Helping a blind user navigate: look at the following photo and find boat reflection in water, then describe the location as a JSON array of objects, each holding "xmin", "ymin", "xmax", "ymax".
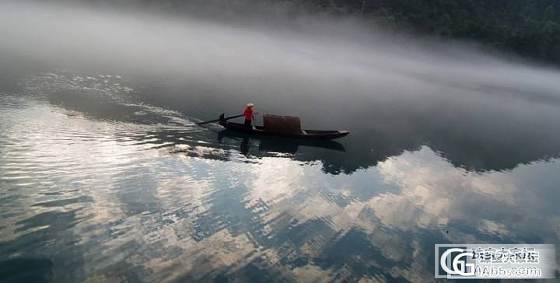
[
  {"xmin": 219, "ymin": 130, "xmax": 345, "ymax": 155},
  {"xmin": 119, "ymin": 125, "xmax": 348, "ymax": 175}
]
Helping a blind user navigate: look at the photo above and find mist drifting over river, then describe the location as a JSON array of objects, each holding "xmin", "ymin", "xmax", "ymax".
[
  {"xmin": 3, "ymin": 0, "xmax": 560, "ymax": 107},
  {"xmin": 3, "ymin": 0, "xmax": 560, "ymax": 172}
]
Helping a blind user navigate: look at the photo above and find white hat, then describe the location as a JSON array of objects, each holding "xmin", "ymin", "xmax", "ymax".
[{"xmin": 246, "ymin": 103, "xmax": 254, "ymax": 107}]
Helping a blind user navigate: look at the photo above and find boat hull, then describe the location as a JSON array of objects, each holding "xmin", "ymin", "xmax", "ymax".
[{"xmin": 219, "ymin": 120, "xmax": 349, "ymax": 140}]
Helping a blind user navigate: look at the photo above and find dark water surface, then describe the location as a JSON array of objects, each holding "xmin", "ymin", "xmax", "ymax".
[
  {"xmin": 1, "ymin": 70, "xmax": 560, "ymax": 282},
  {"xmin": 2, "ymin": 2, "xmax": 560, "ymax": 282}
]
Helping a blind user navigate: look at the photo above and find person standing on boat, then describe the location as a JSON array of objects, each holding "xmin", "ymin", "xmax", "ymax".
[{"xmin": 243, "ymin": 103, "xmax": 255, "ymax": 128}]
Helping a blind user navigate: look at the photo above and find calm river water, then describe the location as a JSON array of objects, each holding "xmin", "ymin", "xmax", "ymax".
[
  {"xmin": 2, "ymin": 2, "xmax": 560, "ymax": 282},
  {"xmin": 1, "ymin": 69, "xmax": 560, "ymax": 282}
]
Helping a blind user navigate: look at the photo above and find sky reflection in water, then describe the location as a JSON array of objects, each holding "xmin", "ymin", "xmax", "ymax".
[{"xmin": 0, "ymin": 72, "xmax": 559, "ymax": 282}]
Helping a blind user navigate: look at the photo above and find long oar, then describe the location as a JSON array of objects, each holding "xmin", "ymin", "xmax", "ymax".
[{"xmin": 197, "ymin": 114, "xmax": 244, "ymax": 125}]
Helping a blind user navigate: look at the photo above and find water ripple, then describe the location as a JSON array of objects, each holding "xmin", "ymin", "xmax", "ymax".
[{"xmin": 3, "ymin": 70, "xmax": 560, "ymax": 282}]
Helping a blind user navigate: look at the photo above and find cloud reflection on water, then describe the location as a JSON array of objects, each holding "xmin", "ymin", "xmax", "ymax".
[
  {"xmin": 2, "ymin": 0, "xmax": 560, "ymax": 277},
  {"xmin": 1, "ymin": 94, "xmax": 560, "ymax": 281}
]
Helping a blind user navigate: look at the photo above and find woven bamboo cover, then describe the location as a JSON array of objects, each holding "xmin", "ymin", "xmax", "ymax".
[{"xmin": 263, "ymin": 114, "xmax": 302, "ymax": 134}]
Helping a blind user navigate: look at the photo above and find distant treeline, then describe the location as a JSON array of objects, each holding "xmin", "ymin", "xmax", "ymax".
[
  {"xmin": 298, "ymin": 0, "xmax": 560, "ymax": 64},
  {"xmin": 86, "ymin": 0, "xmax": 560, "ymax": 64}
]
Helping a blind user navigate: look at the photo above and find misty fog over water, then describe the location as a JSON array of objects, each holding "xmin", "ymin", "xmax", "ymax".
[{"xmin": 1, "ymin": 1, "xmax": 560, "ymax": 282}]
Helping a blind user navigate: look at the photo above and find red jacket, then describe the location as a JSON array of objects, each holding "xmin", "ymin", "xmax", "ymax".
[{"xmin": 243, "ymin": 107, "xmax": 254, "ymax": 121}]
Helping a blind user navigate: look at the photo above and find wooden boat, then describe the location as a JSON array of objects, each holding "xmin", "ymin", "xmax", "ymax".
[{"xmin": 218, "ymin": 113, "xmax": 349, "ymax": 140}]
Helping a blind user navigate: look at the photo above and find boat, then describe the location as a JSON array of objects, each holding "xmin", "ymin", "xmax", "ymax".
[
  {"xmin": 218, "ymin": 113, "xmax": 349, "ymax": 140},
  {"xmin": 217, "ymin": 128, "xmax": 346, "ymax": 152}
]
